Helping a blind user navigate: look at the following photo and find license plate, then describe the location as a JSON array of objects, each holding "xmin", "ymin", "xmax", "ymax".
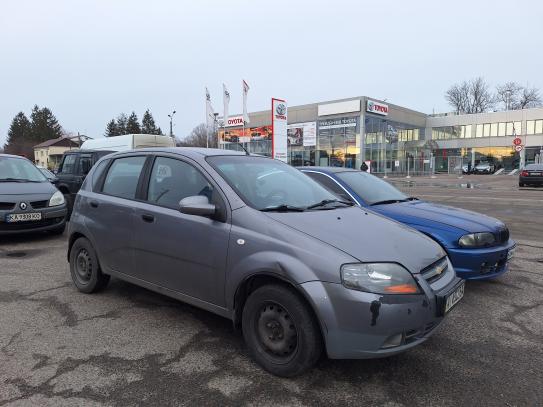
[
  {"xmin": 530, "ymin": 172, "xmax": 541, "ymax": 176},
  {"xmin": 6, "ymin": 212, "xmax": 42, "ymax": 222},
  {"xmin": 444, "ymin": 281, "xmax": 465, "ymax": 314}
]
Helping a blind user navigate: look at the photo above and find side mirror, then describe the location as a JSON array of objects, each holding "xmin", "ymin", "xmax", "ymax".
[{"xmin": 179, "ymin": 195, "xmax": 216, "ymax": 217}]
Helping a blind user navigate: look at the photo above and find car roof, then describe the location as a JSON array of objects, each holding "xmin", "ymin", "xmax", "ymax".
[
  {"xmin": 297, "ymin": 166, "xmax": 361, "ymax": 174},
  {"xmin": 102, "ymin": 147, "xmax": 250, "ymax": 160},
  {"xmin": 0, "ymin": 154, "xmax": 31, "ymax": 160}
]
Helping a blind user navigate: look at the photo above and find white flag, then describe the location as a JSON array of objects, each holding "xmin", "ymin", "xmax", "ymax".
[
  {"xmin": 242, "ymin": 80, "xmax": 250, "ymax": 124},
  {"xmin": 205, "ymin": 87, "xmax": 215, "ymax": 129},
  {"xmin": 223, "ymin": 83, "xmax": 230, "ymax": 127}
]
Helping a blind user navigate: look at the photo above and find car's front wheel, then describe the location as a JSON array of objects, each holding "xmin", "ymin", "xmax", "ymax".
[
  {"xmin": 69, "ymin": 237, "xmax": 110, "ymax": 293},
  {"xmin": 242, "ymin": 284, "xmax": 322, "ymax": 377}
]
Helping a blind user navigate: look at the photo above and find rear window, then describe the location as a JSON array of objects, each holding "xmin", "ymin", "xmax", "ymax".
[
  {"xmin": 102, "ymin": 156, "xmax": 146, "ymax": 199},
  {"xmin": 525, "ymin": 164, "xmax": 543, "ymax": 170}
]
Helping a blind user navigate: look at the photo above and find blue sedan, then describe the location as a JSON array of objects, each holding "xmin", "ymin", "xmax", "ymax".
[{"xmin": 299, "ymin": 167, "xmax": 516, "ymax": 280}]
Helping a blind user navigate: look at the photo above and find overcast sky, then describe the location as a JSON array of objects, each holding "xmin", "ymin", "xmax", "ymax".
[{"xmin": 1, "ymin": 0, "xmax": 542, "ymax": 146}]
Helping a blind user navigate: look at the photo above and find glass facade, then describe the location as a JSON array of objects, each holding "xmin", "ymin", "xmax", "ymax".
[
  {"xmin": 527, "ymin": 120, "xmax": 543, "ymax": 135},
  {"xmin": 316, "ymin": 116, "xmax": 360, "ymax": 168},
  {"xmin": 433, "ymin": 146, "xmax": 520, "ymax": 172},
  {"xmin": 434, "ymin": 122, "xmax": 520, "ymax": 140}
]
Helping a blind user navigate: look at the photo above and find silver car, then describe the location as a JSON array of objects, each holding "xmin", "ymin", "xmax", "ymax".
[{"xmin": 67, "ymin": 148, "xmax": 464, "ymax": 376}]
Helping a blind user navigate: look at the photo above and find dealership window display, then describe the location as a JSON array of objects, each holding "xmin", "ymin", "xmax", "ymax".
[{"xmin": 317, "ymin": 116, "xmax": 360, "ymax": 168}]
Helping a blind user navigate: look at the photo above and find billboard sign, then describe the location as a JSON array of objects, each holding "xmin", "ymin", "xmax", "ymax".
[
  {"xmin": 223, "ymin": 115, "xmax": 245, "ymax": 127},
  {"xmin": 287, "ymin": 122, "xmax": 317, "ymax": 147},
  {"xmin": 272, "ymin": 98, "xmax": 288, "ymax": 162},
  {"xmin": 366, "ymin": 99, "xmax": 389, "ymax": 116}
]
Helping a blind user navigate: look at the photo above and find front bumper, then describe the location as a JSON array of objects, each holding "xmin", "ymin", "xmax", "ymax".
[
  {"xmin": 0, "ymin": 204, "xmax": 67, "ymax": 235},
  {"xmin": 300, "ymin": 273, "xmax": 463, "ymax": 359},
  {"xmin": 446, "ymin": 239, "xmax": 516, "ymax": 280}
]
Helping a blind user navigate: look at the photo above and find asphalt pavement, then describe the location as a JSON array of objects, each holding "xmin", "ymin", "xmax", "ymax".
[{"xmin": 1, "ymin": 174, "xmax": 542, "ymax": 406}]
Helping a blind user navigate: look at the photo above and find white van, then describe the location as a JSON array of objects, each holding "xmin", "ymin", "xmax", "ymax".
[{"xmin": 80, "ymin": 134, "xmax": 176, "ymax": 152}]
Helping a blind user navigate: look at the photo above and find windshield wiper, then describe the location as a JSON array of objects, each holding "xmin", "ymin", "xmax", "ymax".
[
  {"xmin": 370, "ymin": 199, "xmax": 407, "ymax": 206},
  {"xmin": 306, "ymin": 199, "xmax": 354, "ymax": 210},
  {"xmin": 260, "ymin": 204, "xmax": 306, "ymax": 212},
  {"xmin": 0, "ymin": 178, "xmax": 40, "ymax": 183}
]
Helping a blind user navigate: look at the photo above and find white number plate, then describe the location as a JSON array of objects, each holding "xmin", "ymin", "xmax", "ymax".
[
  {"xmin": 6, "ymin": 213, "xmax": 42, "ymax": 223},
  {"xmin": 444, "ymin": 281, "xmax": 465, "ymax": 314}
]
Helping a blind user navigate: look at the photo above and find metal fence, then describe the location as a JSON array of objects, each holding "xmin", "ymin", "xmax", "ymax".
[{"xmin": 369, "ymin": 157, "xmax": 435, "ymax": 178}]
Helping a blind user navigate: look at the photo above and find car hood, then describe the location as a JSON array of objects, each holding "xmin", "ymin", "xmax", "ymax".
[
  {"xmin": 374, "ymin": 200, "xmax": 504, "ymax": 233},
  {"xmin": 264, "ymin": 206, "xmax": 444, "ymax": 274},
  {"xmin": 0, "ymin": 181, "xmax": 56, "ymax": 196}
]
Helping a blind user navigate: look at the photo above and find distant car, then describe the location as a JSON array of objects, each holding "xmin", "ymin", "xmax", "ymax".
[
  {"xmin": 67, "ymin": 148, "xmax": 463, "ymax": 377},
  {"xmin": 37, "ymin": 166, "xmax": 58, "ymax": 182},
  {"xmin": 462, "ymin": 164, "xmax": 470, "ymax": 174},
  {"xmin": 55, "ymin": 149, "xmax": 115, "ymax": 215},
  {"xmin": 519, "ymin": 164, "xmax": 543, "ymax": 187},
  {"xmin": 300, "ymin": 167, "xmax": 516, "ymax": 280},
  {"xmin": 474, "ymin": 162, "xmax": 495, "ymax": 174},
  {"xmin": 0, "ymin": 154, "xmax": 67, "ymax": 235}
]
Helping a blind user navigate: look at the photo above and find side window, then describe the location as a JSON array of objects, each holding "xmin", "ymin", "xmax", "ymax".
[
  {"xmin": 91, "ymin": 159, "xmax": 109, "ymax": 191},
  {"xmin": 102, "ymin": 156, "xmax": 146, "ymax": 199},
  {"xmin": 305, "ymin": 172, "xmax": 353, "ymax": 202},
  {"xmin": 78, "ymin": 154, "xmax": 93, "ymax": 176},
  {"xmin": 147, "ymin": 157, "xmax": 214, "ymax": 210},
  {"xmin": 59, "ymin": 155, "xmax": 76, "ymax": 174}
]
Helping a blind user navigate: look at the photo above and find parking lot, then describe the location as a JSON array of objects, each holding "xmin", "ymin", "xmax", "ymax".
[{"xmin": 1, "ymin": 174, "xmax": 542, "ymax": 407}]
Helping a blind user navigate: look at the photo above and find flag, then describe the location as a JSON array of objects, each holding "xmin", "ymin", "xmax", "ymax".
[
  {"xmin": 242, "ymin": 80, "xmax": 250, "ymax": 124},
  {"xmin": 223, "ymin": 83, "xmax": 230, "ymax": 127},
  {"xmin": 205, "ymin": 87, "xmax": 215, "ymax": 129}
]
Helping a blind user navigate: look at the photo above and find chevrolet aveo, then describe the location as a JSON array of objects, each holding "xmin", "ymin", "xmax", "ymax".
[{"xmin": 68, "ymin": 148, "xmax": 464, "ymax": 376}]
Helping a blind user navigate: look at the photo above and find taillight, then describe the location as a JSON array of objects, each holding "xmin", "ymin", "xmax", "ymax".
[{"xmin": 521, "ymin": 171, "xmax": 529, "ymax": 177}]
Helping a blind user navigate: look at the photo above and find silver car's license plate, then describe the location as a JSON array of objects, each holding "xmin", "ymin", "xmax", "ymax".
[
  {"xmin": 6, "ymin": 213, "xmax": 42, "ymax": 222},
  {"xmin": 444, "ymin": 281, "xmax": 465, "ymax": 314}
]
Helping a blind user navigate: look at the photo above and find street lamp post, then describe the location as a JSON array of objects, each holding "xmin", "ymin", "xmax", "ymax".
[
  {"xmin": 168, "ymin": 110, "xmax": 176, "ymax": 137},
  {"xmin": 382, "ymin": 119, "xmax": 388, "ymax": 179}
]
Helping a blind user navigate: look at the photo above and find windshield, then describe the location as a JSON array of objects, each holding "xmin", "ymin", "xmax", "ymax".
[
  {"xmin": 336, "ymin": 171, "xmax": 407, "ymax": 205},
  {"xmin": 0, "ymin": 157, "xmax": 47, "ymax": 182},
  {"xmin": 208, "ymin": 156, "xmax": 341, "ymax": 210}
]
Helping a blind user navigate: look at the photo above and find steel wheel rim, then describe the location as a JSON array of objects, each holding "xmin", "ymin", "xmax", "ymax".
[
  {"xmin": 75, "ymin": 249, "xmax": 92, "ymax": 283},
  {"xmin": 256, "ymin": 302, "xmax": 298, "ymax": 363}
]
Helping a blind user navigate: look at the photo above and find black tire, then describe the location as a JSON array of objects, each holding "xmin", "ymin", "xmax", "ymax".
[
  {"xmin": 69, "ymin": 237, "xmax": 110, "ymax": 293},
  {"xmin": 63, "ymin": 193, "xmax": 73, "ymax": 219},
  {"xmin": 519, "ymin": 183, "xmax": 524, "ymax": 187},
  {"xmin": 242, "ymin": 284, "xmax": 322, "ymax": 377},
  {"xmin": 49, "ymin": 224, "xmax": 66, "ymax": 235}
]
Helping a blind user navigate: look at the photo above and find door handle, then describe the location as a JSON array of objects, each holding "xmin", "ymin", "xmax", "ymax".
[
  {"xmin": 89, "ymin": 201, "xmax": 99, "ymax": 208},
  {"xmin": 141, "ymin": 214, "xmax": 155, "ymax": 223}
]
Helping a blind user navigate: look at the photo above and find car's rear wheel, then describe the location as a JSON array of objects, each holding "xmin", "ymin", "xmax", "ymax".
[
  {"xmin": 242, "ymin": 284, "xmax": 322, "ymax": 377},
  {"xmin": 69, "ymin": 237, "xmax": 110, "ymax": 293},
  {"xmin": 519, "ymin": 182, "xmax": 524, "ymax": 187}
]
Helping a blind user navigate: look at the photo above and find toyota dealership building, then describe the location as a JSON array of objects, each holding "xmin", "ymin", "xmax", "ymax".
[{"xmin": 218, "ymin": 96, "xmax": 543, "ymax": 173}]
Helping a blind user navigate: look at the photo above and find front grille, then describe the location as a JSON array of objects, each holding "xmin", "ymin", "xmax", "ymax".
[
  {"xmin": 0, "ymin": 202, "xmax": 15, "ymax": 210},
  {"xmin": 0, "ymin": 218, "xmax": 61, "ymax": 231},
  {"xmin": 496, "ymin": 228, "xmax": 509, "ymax": 244},
  {"xmin": 421, "ymin": 257, "xmax": 448, "ymax": 284},
  {"xmin": 30, "ymin": 200, "xmax": 48, "ymax": 209}
]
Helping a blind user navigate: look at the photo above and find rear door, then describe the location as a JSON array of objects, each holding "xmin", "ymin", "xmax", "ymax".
[
  {"xmin": 84, "ymin": 154, "xmax": 148, "ymax": 274},
  {"xmin": 131, "ymin": 154, "xmax": 231, "ymax": 306}
]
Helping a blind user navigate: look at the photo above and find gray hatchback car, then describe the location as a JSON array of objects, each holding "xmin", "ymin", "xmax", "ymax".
[{"xmin": 68, "ymin": 148, "xmax": 464, "ymax": 376}]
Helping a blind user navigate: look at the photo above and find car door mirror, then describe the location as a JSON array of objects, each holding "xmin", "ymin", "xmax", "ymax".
[{"xmin": 179, "ymin": 195, "xmax": 216, "ymax": 217}]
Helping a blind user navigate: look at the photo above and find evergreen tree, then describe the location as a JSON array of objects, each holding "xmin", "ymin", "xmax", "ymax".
[
  {"xmin": 30, "ymin": 105, "xmax": 63, "ymax": 142},
  {"xmin": 4, "ymin": 112, "xmax": 33, "ymax": 157},
  {"xmin": 126, "ymin": 111, "xmax": 141, "ymax": 134},
  {"xmin": 141, "ymin": 109, "xmax": 161, "ymax": 134},
  {"xmin": 104, "ymin": 119, "xmax": 118, "ymax": 137},
  {"xmin": 116, "ymin": 113, "xmax": 128, "ymax": 135}
]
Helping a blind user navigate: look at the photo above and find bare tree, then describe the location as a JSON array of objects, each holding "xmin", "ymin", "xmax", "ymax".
[
  {"xmin": 445, "ymin": 77, "xmax": 495, "ymax": 114},
  {"xmin": 517, "ymin": 85, "xmax": 542, "ymax": 109},
  {"xmin": 179, "ymin": 123, "xmax": 217, "ymax": 148},
  {"xmin": 496, "ymin": 82, "xmax": 522, "ymax": 110}
]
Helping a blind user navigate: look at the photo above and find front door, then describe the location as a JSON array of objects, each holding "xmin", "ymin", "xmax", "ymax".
[{"xmin": 131, "ymin": 156, "xmax": 230, "ymax": 306}]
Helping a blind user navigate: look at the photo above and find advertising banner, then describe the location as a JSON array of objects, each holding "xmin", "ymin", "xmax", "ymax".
[
  {"xmin": 272, "ymin": 98, "xmax": 288, "ymax": 162},
  {"xmin": 287, "ymin": 122, "xmax": 317, "ymax": 147},
  {"xmin": 219, "ymin": 126, "xmax": 272, "ymax": 143}
]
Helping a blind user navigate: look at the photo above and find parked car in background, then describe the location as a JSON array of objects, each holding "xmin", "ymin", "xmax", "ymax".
[
  {"xmin": 473, "ymin": 161, "xmax": 495, "ymax": 174},
  {"xmin": 80, "ymin": 134, "xmax": 175, "ymax": 151},
  {"xmin": 55, "ymin": 149, "xmax": 115, "ymax": 215},
  {"xmin": 68, "ymin": 148, "xmax": 464, "ymax": 377},
  {"xmin": 519, "ymin": 163, "xmax": 543, "ymax": 187},
  {"xmin": 37, "ymin": 166, "xmax": 58, "ymax": 183},
  {"xmin": 300, "ymin": 167, "xmax": 516, "ymax": 280},
  {"xmin": 0, "ymin": 154, "xmax": 67, "ymax": 235}
]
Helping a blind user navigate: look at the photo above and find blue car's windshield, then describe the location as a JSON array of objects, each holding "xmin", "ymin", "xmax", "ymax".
[
  {"xmin": 0, "ymin": 156, "xmax": 47, "ymax": 182},
  {"xmin": 336, "ymin": 171, "xmax": 408, "ymax": 205},
  {"xmin": 208, "ymin": 156, "xmax": 343, "ymax": 211}
]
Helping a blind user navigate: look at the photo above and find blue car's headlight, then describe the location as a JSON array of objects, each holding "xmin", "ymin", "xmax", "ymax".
[
  {"xmin": 458, "ymin": 232, "xmax": 495, "ymax": 248},
  {"xmin": 341, "ymin": 263, "xmax": 420, "ymax": 294}
]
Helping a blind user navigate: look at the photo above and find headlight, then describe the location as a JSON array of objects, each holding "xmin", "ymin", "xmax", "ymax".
[
  {"xmin": 48, "ymin": 190, "xmax": 65, "ymax": 207},
  {"xmin": 341, "ymin": 263, "xmax": 420, "ymax": 294},
  {"xmin": 458, "ymin": 232, "xmax": 495, "ymax": 248}
]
